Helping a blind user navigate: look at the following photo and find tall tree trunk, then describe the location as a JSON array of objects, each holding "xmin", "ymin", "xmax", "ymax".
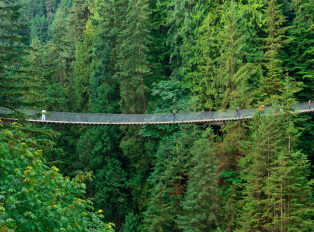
[
  {"xmin": 136, "ymin": 0, "xmax": 147, "ymax": 112},
  {"xmin": 281, "ymin": 156, "xmax": 283, "ymax": 232},
  {"xmin": 231, "ymin": 35, "xmax": 234, "ymax": 93},
  {"xmin": 60, "ymin": 41, "xmax": 64, "ymax": 87}
]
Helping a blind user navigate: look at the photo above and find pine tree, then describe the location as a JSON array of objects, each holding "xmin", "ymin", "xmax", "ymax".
[
  {"xmin": 143, "ymin": 182, "xmax": 173, "ymax": 232},
  {"xmin": 121, "ymin": 212, "xmax": 142, "ymax": 232},
  {"xmin": 76, "ymin": 125, "xmax": 129, "ymax": 230},
  {"xmin": 148, "ymin": 0, "xmax": 171, "ymax": 82},
  {"xmin": 0, "ymin": 0, "xmax": 41, "ymax": 119},
  {"xmin": 179, "ymin": 0, "xmax": 218, "ymax": 110},
  {"xmin": 116, "ymin": 0, "xmax": 151, "ymax": 113},
  {"xmin": 73, "ymin": 19, "xmax": 95, "ymax": 112},
  {"xmin": 253, "ymin": 0, "xmax": 290, "ymax": 104},
  {"xmin": 215, "ymin": 0, "xmax": 253, "ymax": 110},
  {"xmin": 163, "ymin": 141, "xmax": 191, "ymax": 219},
  {"xmin": 48, "ymin": 7, "xmax": 69, "ymax": 88},
  {"xmin": 176, "ymin": 128, "xmax": 220, "ymax": 231},
  {"xmin": 67, "ymin": 0, "xmax": 90, "ymax": 42},
  {"xmin": 239, "ymin": 111, "xmax": 284, "ymax": 231},
  {"xmin": 285, "ymin": 0, "xmax": 314, "ymax": 102},
  {"xmin": 167, "ymin": 0, "xmax": 200, "ymax": 80},
  {"xmin": 239, "ymin": 108, "xmax": 313, "ymax": 231}
]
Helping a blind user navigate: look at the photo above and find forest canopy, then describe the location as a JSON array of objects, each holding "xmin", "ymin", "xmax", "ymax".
[{"xmin": 1, "ymin": 0, "xmax": 314, "ymax": 231}]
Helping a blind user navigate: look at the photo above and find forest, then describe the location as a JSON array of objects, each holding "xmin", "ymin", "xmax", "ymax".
[{"xmin": 1, "ymin": 0, "xmax": 314, "ymax": 231}]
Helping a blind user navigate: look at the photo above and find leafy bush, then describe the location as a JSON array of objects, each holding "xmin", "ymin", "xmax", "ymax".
[{"xmin": 0, "ymin": 123, "xmax": 114, "ymax": 231}]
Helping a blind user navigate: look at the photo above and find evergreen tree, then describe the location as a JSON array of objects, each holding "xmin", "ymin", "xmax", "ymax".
[
  {"xmin": 116, "ymin": 0, "xmax": 151, "ymax": 113},
  {"xmin": 0, "ymin": 0, "xmax": 41, "ymax": 119},
  {"xmin": 73, "ymin": 19, "xmax": 95, "ymax": 112},
  {"xmin": 121, "ymin": 212, "xmax": 142, "ymax": 232},
  {"xmin": 148, "ymin": 0, "xmax": 171, "ymax": 82},
  {"xmin": 48, "ymin": 7, "xmax": 69, "ymax": 88},
  {"xmin": 253, "ymin": 0, "xmax": 290, "ymax": 104},
  {"xmin": 179, "ymin": 0, "xmax": 219, "ymax": 111},
  {"xmin": 176, "ymin": 128, "xmax": 220, "ymax": 231},
  {"xmin": 167, "ymin": 0, "xmax": 199, "ymax": 80},
  {"xmin": 143, "ymin": 182, "xmax": 173, "ymax": 232},
  {"xmin": 215, "ymin": 1, "xmax": 252, "ymax": 109},
  {"xmin": 67, "ymin": 0, "xmax": 90, "ymax": 42},
  {"xmin": 239, "ymin": 109, "xmax": 313, "ymax": 231},
  {"xmin": 285, "ymin": 0, "xmax": 314, "ymax": 102}
]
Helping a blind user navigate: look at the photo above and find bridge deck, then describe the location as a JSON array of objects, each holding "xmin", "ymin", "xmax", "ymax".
[
  {"xmin": 23, "ymin": 109, "xmax": 314, "ymax": 125},
  {"xmin": 1, "ymin": 105, "xmax": 313, "ymax": 126}
]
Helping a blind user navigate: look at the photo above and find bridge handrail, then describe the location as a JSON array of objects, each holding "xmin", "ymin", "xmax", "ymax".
[{"xmin": 0, "ymin": 102, "xmax": 311, "ymax": 123}]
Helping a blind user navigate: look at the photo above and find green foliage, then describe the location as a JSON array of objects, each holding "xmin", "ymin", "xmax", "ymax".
[
  {"xmin": 19, "ymin": 0, "xmax": 314, "ymax": 229},
  {"xmin": 121, "ymin": 212, "xmax": 142, "ymax": 232},
  {"xmin": 76, "ymin": 125, "xmax": 129, "ymax": 229},
  {"xmin": 176, "ymin": 128, "xmax": 220, "ymax": 231},
  {"xmin": 73, "ymin": 20, "xmax": 95, "ymax": 112},
  {"xmin": 0, "ymin": 124, "xmax": 114, "ymax": 231},
  {"xmin": 116, "ymin": 0, "xmax": 151, "ymax": 113},
  {"xmin": 239, "ymin": 111, "xmax": 314, "ymax": 231},
  {"xmin": 0, "ymin": 0, "xmax": 41, "ymax": 116}
]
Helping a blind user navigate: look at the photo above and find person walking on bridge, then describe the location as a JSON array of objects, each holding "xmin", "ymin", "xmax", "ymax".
[
  {"xmin": 308, "ymin": 100, "xmax": 311, "ymax": 110},
  {"xmin": 41, "ymin": 108, "xmax": 46, "ymax": 121},
  {"xmin": 173, "ymin": 111, "xmax": 176, "ymax": 122},
  {"xmin": 235, "ymin": 107, "xmax": 240, "ymax": 118}
]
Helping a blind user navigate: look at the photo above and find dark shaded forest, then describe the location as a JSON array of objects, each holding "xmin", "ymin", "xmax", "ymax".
[{"xmin": 1, "ymin": 0, "xmax": 314, "ymax": 231}]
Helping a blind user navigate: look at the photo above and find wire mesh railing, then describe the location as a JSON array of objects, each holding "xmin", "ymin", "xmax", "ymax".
[{"xmin": 0, "ymin": 102, "xmax": 312, "ymax": 124}]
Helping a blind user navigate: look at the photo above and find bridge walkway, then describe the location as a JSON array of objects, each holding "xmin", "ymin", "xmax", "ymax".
[{"xmin": 1, "ymin": 103, "xmax": 313, "ymax": 126}]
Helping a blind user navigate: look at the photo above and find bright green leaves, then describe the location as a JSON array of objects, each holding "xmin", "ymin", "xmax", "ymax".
[{"xmin": 0, "ymin": 124, "xmax": 114, "ymax": 231}]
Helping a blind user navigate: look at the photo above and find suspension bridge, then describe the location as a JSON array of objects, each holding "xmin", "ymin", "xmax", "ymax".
[{"xmin": 0, "ymin": 102, "xmax": 313, "ymax": 126}]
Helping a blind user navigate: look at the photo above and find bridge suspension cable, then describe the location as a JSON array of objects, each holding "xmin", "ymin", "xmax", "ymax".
[{"xmin": 0, "ymin": 102, "xmax": 312, "ymax": 125}]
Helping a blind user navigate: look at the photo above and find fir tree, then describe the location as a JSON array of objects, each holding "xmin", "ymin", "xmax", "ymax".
[
  {"xmin": 179, "ymin": 0, "xmax": 218, "ymax": 110},
  {"xmin": 0, "ymin": 0, "xmax": 41, "ymax": 119},
  {"xmin": 121, "ymin": 212, "xmax": 142, "ymax": 232},
  {"xmin": 176, "ymin": 128, "xmax": 220, "ymax": 232},
  {"xmin": 253, "ymin": 0, "xmax": 290, "ymax": 104},
  {"xmin": 239, "ymin": 109, "xmax": 313, "ymax": 231},
  {"xmin": 215, "ymin": 0, "xmax": 253, "ymax": 109},
  {"xmin": 116, "ymin": 0, "xmax": 151, "ymax": 113},
  {"xmin": 285, "ymin": 0, "xmax": 314, "ymax": 102},
  {"xmin": 73, "ymin": 19, "xmax": 95, "ymax": 112},
  {"xmin": 48, "ymin": 7, "xmax": 69, "ymax": 88},
  {"xmin": 67, "ymin": 0, "xmax": 90, "ymax": 42},
  {"xmin": 143, "ymin": 182, "xmax": 173, "ymax": 232}
]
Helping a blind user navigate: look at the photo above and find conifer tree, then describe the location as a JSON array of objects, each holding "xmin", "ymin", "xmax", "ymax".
[
  {"xmin": 67, "ymin": 0, "xmax": 90, "ymax": 42},
  {"xmin": 239, "ymin": 109, "xmax": 313, "ymax": 231},
  {"xmin": 176, "ymin": 128, "xmax": 220, "ymax": 231},
  {"xmin": 116, "ymin": 0, "xmax": 151, "ymax": 113},
  {"xmin": 73, "ymin": 19, "xmax": 95, "ymax": 112},
  {"xmin": 121, "ymin": 212, "xmax": 142, "ymax": 232},
  {"xmin": 48, "ymin": 7, "xmax": 69, "ymax": 88},
  {"xmin": 76, "ymin": 123, "xmax": 130, "ymax": 231},
  {"xmin": 285, "ymin": 0, "xmax": 314, "ymax": 101},
  {"xmin": 148, "ymin": 0, "xmax": 171, "ymax": 82},
  {"xmin": 253, "ymin": 0, "xmax": 290, "ymax": 104},
  {"xmin": 239, "ymin": 111, "xmax": 285, "ymax": 230},
  {"xmin": 143, "ymin": 182, "xmax": 173, "ymax": 232},
  {"xmin": 179, "ymin": 0, "xmax": 218, "ymax": 110},
  {"xmin": 215, "ymin": 1, "xmax": 253, "ymax": 109},
  {"xmin": 167, "ymin": 0, "xmax": 199, "ymax": 80},
  {"xmin": 0, "ymin": 0, "xmax": 41, "ymax": 119},
  {"xmin": 163, "ymin": 141, "xmax": 191, "ymax": 218}
]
